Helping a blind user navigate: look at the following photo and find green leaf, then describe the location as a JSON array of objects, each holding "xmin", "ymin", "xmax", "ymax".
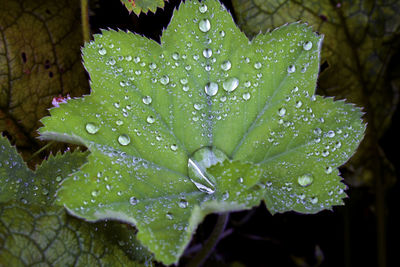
[
  {"xmin": 120, "ymin": 0, "xmax": 167, "ymax": 15},
  {"xmin": 231, "ymin": 0, "xmax": 399, "ymax": 186},
  {"xmin": 39, "ymin": 0, "xmax": 365, "ymax": 264},
  {"xmin": 0, "ymin": 135, "xmax": 152, "ymax": 265},
  {"xmin": 0, "ymin": 0, "xmax": 88, "ymax": 150}
]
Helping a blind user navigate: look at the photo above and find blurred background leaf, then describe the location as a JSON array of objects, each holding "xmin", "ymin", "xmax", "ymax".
[{"xmin": 0, "ymin": 0, "xmax": 89, "ymax": 161}]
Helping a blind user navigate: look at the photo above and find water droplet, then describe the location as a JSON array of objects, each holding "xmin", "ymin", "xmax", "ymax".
[
  {"xmin": 297, "ymin": 174, "xmax": 313, "ymax": 187},
  {"xmin": 171, "ymin": 144, "xmax": 178, "ymax": 151},
  {"xmin": 244, "ymin": 81, "xmax": 251, "ymax": 87},
  {"xmin": 55, "ymin": 176, "xmax": 62, "ymax": 182},
  {"xmin": 142, "ymin": 96, "xmax": 152, "ymax": 105},
  {"xmin": 295, "ymin": 101, "xmax": 302, "ymax": 108},
  {"xmin": 238, "ymin": 177, "xmax": 244, "ymax": 183},
  {"xmin": 172, "ymin": 52, "xmax": 179, "ymax": 60},
  {"xmin": 129, "ymin": 196, "xmax": 138, "ymax": 205},
  {"xmin": 325, "ymin": 166, "xmax": 333, "ymax": 174},
  {"xmin": 149, "ymin": 63, "xmax": 157, "ymax": 69},
  {"xmin": 287, "ymin": 65, "xmax": 296, "ymax": 74},
  {"xmin": 166, "ymin": 212, "xmax": 174, "ymax": 220},
  {"xmin": 91, "ymin": 190, "xmax": 100, "ymax": 197},
  {"xmin": 125, "ymin": 55, "xmax": 132, "ymax": 61},
  {"xmin": 310, "ymin": 197, "xmax": 318, "ymax": 204},
  {"xmin": 108, "ymin": 58, "xmax": 116, "ymax": 66},
  {"xmin": 335, "ymin": 141, "xmax": 342, "ymax": 149},
  {"xmin": 160, "ymin": 75, "xmax": 170, "ymax": 85},
  {"xmin": 178, "ymin": 199, "xmax": 188, "ymax": 208},
  {"xmin": 199, "ymin": 19, "xmax": 211, "ymax": 32},
  {"xmin": 199, "ymin": 4, "xmax": 207, "ymax": 13},
  {"xmin": 205, "ymin": 82, "xmax": 218, "ymax": 96},
  {"xmin": 303, "ymin": 41, "xmax": 313, "ymax": 50},
  {"xmin": 221, "ymin": 60, "xmax": 231, "ymax": 71},
  {"xmin": 278, "ymin": 108, "xmax": 286, "ymax": 117},
  {"xmin": 254, "ymin": 62, "xmax": 262, "ymax": 69},
  {"xmin": 327, "ymin": 130, "xmax": 335, "ymax": 138},
  {"xmin": 118, "ymin": 134, "xmax": 131, "ymax": 146},
  {"xmin": 134, "ymin": 56, "xmax": 140, "ymax": 63},
  {"xmin": 116, "ymin": 120, "xmax": 123, "ymax": 126},
  {"xmin": 98, "ymin": 48, "xmax": 107, "ymax": 55},
  {"xmin": 203, "ymin": 48, "xmax": 212, "ymax": 58},
  {"xmin": 223, "ymin": 77, "xmax": 239, "ymax": 92},
  {"xmin": 322, "ymin": 150, "xmax": 329, "ymax": 157},
  {"xmin": 314, "ymin": 128, "xmax": 322, "ymax": 135},
  {"xmin": 146, "ymin": 116, "xmax": 155, "ymax": 124},
  {"xmin": 194, "ymin": 103, "xmax": 203, "ymax": 110},
  {"xmin": 242, "ymin": 92, "xmax": 251, "ymax": 100},
  {"xmin": 85, "ymin": 123, "xmax": 99, "ymax": 134}
]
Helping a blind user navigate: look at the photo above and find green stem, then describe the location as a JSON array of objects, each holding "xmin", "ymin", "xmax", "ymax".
[
  {"xmin": 81, "ymin": 0, "xmax": 90, "ymax": 43},
  {"xmin": 27, "ymin": 141, "xmax": 55, "ymax": 163},
  {"xmin": 187, "ymin": 213, "xmax": 229, "ymax": 267}
]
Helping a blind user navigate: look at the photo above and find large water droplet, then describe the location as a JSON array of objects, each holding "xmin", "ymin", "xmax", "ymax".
[
  {"xmin": 86, "ymin": 123, "xmax": 99, "ymax": 134},
  {"xmin": 142, "ymin": 96, "xmax": 152, "ymax": 105},
  {"xmin": 223, "ymin": 77, "xmax": 239, "ymax": 92},
  {"xmin": 203, "ymin": 48, "xmax": 212, "ymax": 58},
  {"xmin": 221, "ymin": 60, "xmax": 231, "ymax": 71},
  {"xmin": 160, "ymin": 75, "xmax": 170, "ymax": 85},
  {"xmin": 172, "ymin": 52, "xmax": 179, "ymax": 60},
  {"xmin": 303, "ymin": 41, "xmax": 313, "ymax": 50},
  {"xmin": 287, "ymin": 65, "xmax": 296, "ymax": 74},
  {"xmin": 118, "ymin": 134, "xmax": 131, "ymax": 146},
  {"xmin": 297, "ymin": 174, "xmax": 313, "ymax": 187},
  {"xmin": 205, "ymin": 82, "xmax": 218, "ymax": 96},
  {"xmin": 170, "ymin": 144, "xmax": 178, "ymax": 151},
  {"xmin": 199, "ymin": 19, "xmax": 211, "ymax": 32},
  {"xmin": 188, "ymin": 147, "xmax": 228, "ymax": 194}
]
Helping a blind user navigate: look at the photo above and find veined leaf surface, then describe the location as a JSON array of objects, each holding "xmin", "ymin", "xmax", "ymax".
[{"xmin": 39, "ymin": 0, "xmax": 365, "ymax": 264}]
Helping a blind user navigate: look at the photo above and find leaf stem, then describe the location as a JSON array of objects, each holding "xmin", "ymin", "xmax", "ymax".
[
  {"xmin": 27, "ymin": 141, "xmax": 55, "ymax": 162},
  {"xmin": 187, "ymin": 213, "xmax": 229, "ymax": 267},
  {"xmin": 80, "ymin": 0, "xmax": 90, "ymax": 43}
]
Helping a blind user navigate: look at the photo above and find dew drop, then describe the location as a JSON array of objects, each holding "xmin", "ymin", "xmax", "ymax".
[
  {"xmin": 327, "ymin": 130, "xmax": 335, "ymax": 138},
  {"xmin": 142, "ymin": 96, "xmax": 152, "ymax": 105},
  {"xmin": 98, "ymin": 48, "xmax": 107, "ymax": 55},
  {"xmin": 297, "ymin": 174, "xmax": 313, "ymax": 187},
  {"xmin": 125, "ymin": 55, "xmax": 132, "ymax": 61},
  {"xmin": 199, "ymin": 19, "xmax": 211, "ymax": 32},
  {"xmin": 178, "ymin": 199, "xmax": 188, "ymax": 208},
  {"xmin": 85, "ymin": 123, "xmax": 99, "ymax": 134},
  {"xmin": 108, "ymin": 58, "xmax": 116, "ymax": 66},
  {"xmin": 310, "ymin": 197, "xmax": 318, "ymax": 204},
  {"xmin": 160, "ymin": 75, "xmax": 170, "ymax": 85},
  {"xmin": 172, "ymin": 52, "xmax": 180, "ymax": 60},
  {"xmin": 116, "ymin": 120, "xmax": 123, "ymax": 126},
  {"xmin": 238, "ymin": 177, "xmax": 244, "ymax": 183},
  {"xmin": 254, "ymin": 62, "xmax": 262, "ymax": 69},
  {"xmin": 242, "ymin": 92, "xmax": 251, "ymax": 100},
  {"xmin": 166, "ymin": 212, "xmax": 174, "ymax": 220},
  {"xmin": 91, "ymin": 190, "xmax": 100, "ymax": 197},
  {"xmin": 314, "ymin": 128, "xmax": 322, "ymax": 135},
  {"xmin": 134, "ymin": 56, "xmax": 140, "ymax": 63},
  {"xmin": 146, "ymin": 116, "xmax": 155, "ymax": 124},
  {"xmin": 303, "ymin": 41, "xmax": 313, "ymax": 50},
  {"xmin": 171, "ymin": 144, "xmax": 178, "ymax": 151},
  {"xmin": 129, "ymin": 196, "xmax": 138, "ymax": 205},
  {"xmin": 295, "ymin": 101, "xmax": 303, "ymax": 108},
  {"xmin": 118, "ymin": 134, "xmax": 131, "ymax": 146},
  {"xmin": 322, "ymin": 150, "xmax": 329, "ymax": 157},
  {"xmin": 199, "ymin": 4, "xmax": 207, "ymax": 13},
  {"xmin": 223, "ymin": 77, "xmax": 239, "ymax": 92},
  {"xmin": 278, "ymin": 108, "xmax": 286, "ymax": 117},
  {"xmin": 149, "ymin": 63, "xmax": 157, "ymax": 70},
  {"xmin": 325, "ymin": 166, "xmax": 333, "ymax": 174},
  {"xmin": 205, "ymin": 82, "xmax": 218, "ymax": 96},
  {"xmin": 203, "ymin": 48, "xmax": 212, "ymax": 58},
  {"xmin": 287, "ymin": 65, "xmax": 296, "ymax": 74},
  {"xmin": 221, "ymin": 60, "xmax": 231, "ymax": 71}
]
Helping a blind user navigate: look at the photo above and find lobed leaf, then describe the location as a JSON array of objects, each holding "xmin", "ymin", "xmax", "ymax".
[
  {"xmin": 0, "ymin": 135, "xmax": 151, "ymax": 266},
  {"xmin": 39, "ymin": 0, "xmax": 365, "ymax": 264},
  {"xmin": 120, "ymin": 0, "xmax": 167, "ymax": 15}
]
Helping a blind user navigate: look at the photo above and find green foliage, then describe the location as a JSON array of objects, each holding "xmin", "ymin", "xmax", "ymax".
[
  {"xmin": 0, "ymin": 136, "xmax": 151, "ymax": 266},
  {"xmin": 120, "ymin": 0, "xmax": 167, "ymax": 15},
  {"xmin": 0, "ymin": 0, "xmax": 88, "ymax": 150},
  {"xmin": 231, "ymin": 0, "xmax": 400, "ymax": 187},
  {"xmin": 38, "ymin": 0, "xmax": 365, "ymax": 264}
]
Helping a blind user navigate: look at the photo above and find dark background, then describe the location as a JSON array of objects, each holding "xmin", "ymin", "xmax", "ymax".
[{"xmin": 89, "ymin": 0, "xmax": 399, "ymax": 266}]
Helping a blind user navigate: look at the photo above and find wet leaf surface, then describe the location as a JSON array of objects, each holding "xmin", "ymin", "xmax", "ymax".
[{"xmin": 39, "ymin": 0, "xmax": 364, "ymax": 264}]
